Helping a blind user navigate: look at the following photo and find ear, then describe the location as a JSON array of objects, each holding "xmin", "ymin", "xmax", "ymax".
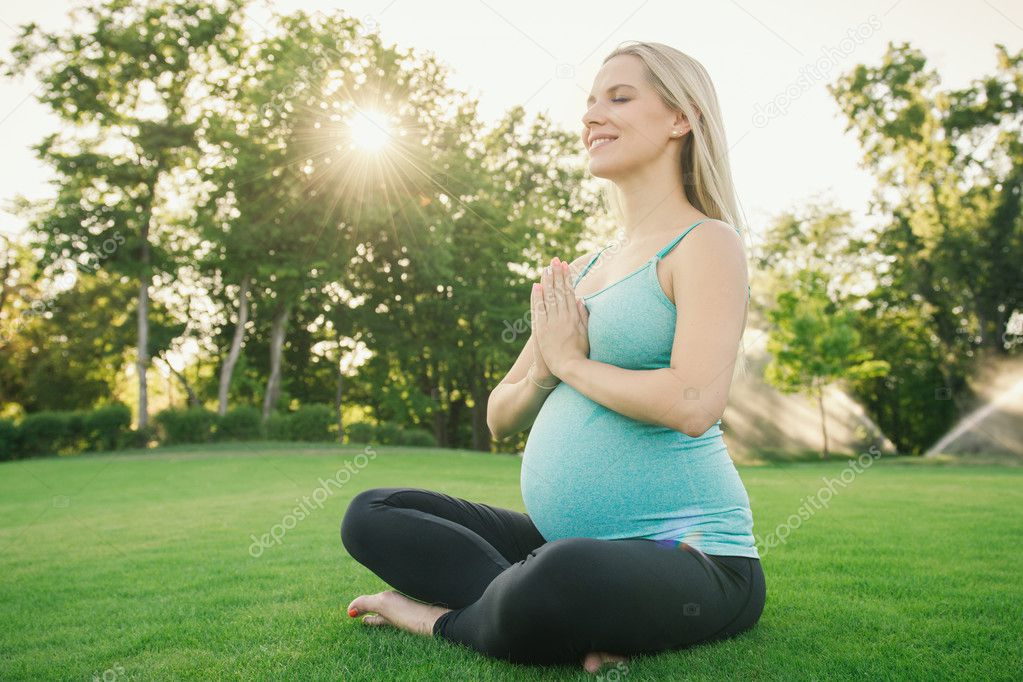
[{"xmin": 673, "ymin": 109, "xmax": 698, "ymax": 136}]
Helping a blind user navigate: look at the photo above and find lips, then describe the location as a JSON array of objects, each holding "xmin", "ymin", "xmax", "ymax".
[{"xmin": 589, "ymin": 136, "xmax": 618, "ymax": 151}]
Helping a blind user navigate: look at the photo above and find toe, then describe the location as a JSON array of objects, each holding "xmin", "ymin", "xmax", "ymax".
[
  {"xmin": 347, "ymin": 593, "xmax": 382, "ymax": 617},
  {"xmin": 582, "ymin": 652, "xmax": 602, "ymax": 674}
]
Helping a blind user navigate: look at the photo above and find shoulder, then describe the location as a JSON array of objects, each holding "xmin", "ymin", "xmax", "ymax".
[
  {"xmin": 668, "ymin": 219, "xmax": 743, "ymax": 261},
  {"xmin": 665, "ymin": 219, "xmax": 747, "ymax": 288}
]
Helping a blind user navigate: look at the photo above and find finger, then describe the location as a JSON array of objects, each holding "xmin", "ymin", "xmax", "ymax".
[
  {"xmin": 532, "ymin": 281, "xmax": 545, "ymax": 323},
  {"xmin": 546, "ymin": 259, "xmax": 560, "ymax": 315},
  {"xmin": 560, "ymin": 262, "xmax": 578, "ymax": 319}
]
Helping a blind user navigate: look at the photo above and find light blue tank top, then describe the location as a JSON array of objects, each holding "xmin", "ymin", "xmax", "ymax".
[{"xmin": 520, "ymin": 219, "xmax": 759, "ymax": 558}]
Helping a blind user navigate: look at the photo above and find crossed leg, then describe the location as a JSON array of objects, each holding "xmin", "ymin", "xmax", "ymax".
[
  {"xmin": 340, "ymin": 486, "xmax": 546, "ymax": 608},
  {"xmin": 339, "ymin": 487, "xmax": 764, "ymax": 668}
]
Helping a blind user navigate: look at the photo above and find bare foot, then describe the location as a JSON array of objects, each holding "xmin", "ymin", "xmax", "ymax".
[
  {"xmin": 346, "ymin": 590, "xmax": 452, "ymax": 637},
  {"xmin": 582, "ymin": 650, "xmax": 629, "ymax": 675}
]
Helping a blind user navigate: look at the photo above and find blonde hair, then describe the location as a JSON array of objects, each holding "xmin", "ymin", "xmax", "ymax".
[{"xmin": 599, "ymin": 40, "xmax": 752, "ymax": 378}]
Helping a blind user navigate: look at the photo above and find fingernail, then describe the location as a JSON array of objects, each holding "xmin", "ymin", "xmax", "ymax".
[{"xmin": 348, "ymin": 607, "xmax": 358, "ymax": 617}]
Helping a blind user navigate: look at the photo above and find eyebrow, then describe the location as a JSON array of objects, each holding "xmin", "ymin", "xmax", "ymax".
[{"xmin": 586, "ymin": 83, "xmax": 636, "ymax": 106}]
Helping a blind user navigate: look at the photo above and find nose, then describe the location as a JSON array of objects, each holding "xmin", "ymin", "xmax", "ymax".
[{"xmin": 581, "ymin": 101, "xmax": 606, "ymax": 129}]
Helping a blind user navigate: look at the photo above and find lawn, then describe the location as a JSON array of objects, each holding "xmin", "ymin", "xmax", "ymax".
[{"xmin": 1, "ymin": 443, "xmax": 1020, "ymax": 681}]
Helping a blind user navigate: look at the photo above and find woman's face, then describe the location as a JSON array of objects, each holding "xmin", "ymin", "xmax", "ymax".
[{"xmin": 581, "ymin": 54, "xmax": 687, "ymax": 181}]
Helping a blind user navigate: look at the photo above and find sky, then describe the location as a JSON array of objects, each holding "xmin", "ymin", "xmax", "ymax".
[{"xmin": 1, "ymin": 0, "xmax": 1021, "ymax": 244}]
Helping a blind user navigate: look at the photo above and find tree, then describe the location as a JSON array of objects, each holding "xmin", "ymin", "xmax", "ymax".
[
  {"xmin": 5, "ymin": 0, "xmax": 245, "ymax": 427},
  {"xmin": 829, "ymin": 42, "xmax": 1023, "ymax": 356},
  {"xmin": 764, "ymin": 269, "xmax": 889, "ymax": 458}
]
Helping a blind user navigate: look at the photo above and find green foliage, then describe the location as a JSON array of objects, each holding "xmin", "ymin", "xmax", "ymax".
[
  {"xmin": 289, "ymin": 404, "xmax": 334, "ymax": 442},
  {"xmin": 83, "ymin": 403, "xmax": 133, "ymax": 451},
  {"xmin": 374, "ymin": 421, "xmax": 404, "ymax": 445},
  {"xmin": 217, "ymin": 406, "xmax": 262, "ymax": 441},
  {"xmin": 765, "ymin": 270, "xmax": 890, "ymax": 391},
  {"xmin": 399, "ymin": 428, "xmax": 437, "ymax": 447},
  {"xmin": 344, "ymin": 421, "xmax": 375, "ymax": 444},
  {"xmin": 845, "ymin": 307, "xmax": 961, "ymax": 454},
  {"xmin": 262, "ymin": 412, "xmax": 293, "ymax": 441},
  {"xmin": 154, "ymin": 407, "xmax": 219, "ymax": 445},
  {"xmin": 829, "ymin": 43, "xmax": 1023, "ymax": 354},
  {"xmin": 765, "ymin": 269, "xmax": 890, "ymax": 457},
  {"xmin": 0, "ymin": 418, "xmax": 21, "ymax": 460},
  {"xmin": 18, "ymin": 411, "xmax": 69, "ymax": 457},
  {"xmin": 125, "ymin": 425, "xmax": 160, "ymax": 450}
]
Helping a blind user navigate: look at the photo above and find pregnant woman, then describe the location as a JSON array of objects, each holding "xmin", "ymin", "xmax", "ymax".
[{"xmin": 340, "ymin": 40, "xmax": 764, "ymax": 674}]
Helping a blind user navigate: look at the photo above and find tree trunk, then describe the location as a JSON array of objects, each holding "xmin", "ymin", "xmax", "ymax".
[
  {"xmin": 471, "ymin": 388, "xmax": 491, "ymax": 451},
  {"xmin": 218, "ymin": 274, "xmax": 250, "ymax": 416},
  {"xmin": 447, "ymin": 395, "xmax": 466, "ymax": 448},
  {"xmin": 335, "ymin": 344, "xmax": 345, "ymax": 444},
  {"xmin": 161, "ymin": 357, "xmax": 200, "ymax": 408},
  {"xmin": 137, "ymin": 223, "xmax": 151, "ymax": 429},
  {"xmin": 262, "ymin": 300, "xmax": 292, "ymax": 420},
  {"xmin": 817, "ymin": 383, "xmax": 830, "ymax": 460}
]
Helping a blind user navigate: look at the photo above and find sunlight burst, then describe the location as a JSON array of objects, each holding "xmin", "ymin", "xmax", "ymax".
[{"xmin": 349, "ymin": 109, "xmax": 394, "ymax": 152}]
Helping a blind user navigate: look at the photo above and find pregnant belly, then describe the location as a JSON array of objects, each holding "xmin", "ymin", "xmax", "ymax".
[{"xmin": 520, "ymin": 383, "xmax": 733, "ymax": 542}]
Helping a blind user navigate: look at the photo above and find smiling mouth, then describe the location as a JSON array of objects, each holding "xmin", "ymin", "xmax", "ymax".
[{"xmin": 589, "ymin": 137, "xmax": 617, "ymax": 152}]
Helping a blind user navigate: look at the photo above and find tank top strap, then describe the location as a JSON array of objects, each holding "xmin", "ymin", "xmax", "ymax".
[
  {"xmin": 655, "ymin": 218, "xmax": 717, "ymax": 259},
  {"xmin": 657, "ymin": 219, "xmax": 750, "ymax": 300},
  {"xmin": 573, "ymin": 244, "xmax": 611, "ymax": 287}
]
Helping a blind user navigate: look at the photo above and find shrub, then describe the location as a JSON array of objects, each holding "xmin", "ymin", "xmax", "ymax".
[
  {"xmin": 263, "ymin": 412, "xmax": 292, "ymax": 441},
  {"xmin": 63, "ymin": 410, "xmax": 89, "ymax": 452},
  {"xmin": 154, "ymin": 407, "xmax": 218, "ymax": 445},
  {"xmin": 375, "ymin": 421, "xmax": 403, "ymax": 445},
  {"xmin": 124, "ymin": 424, "xmax": 159, "ymax": 450},
  {"xmin": 290, "ymin": 404, "xmax": 334, "ymax": 442},
  {"xmin": 344, "ymin": 421, "xmax": 375, "ymax": 444},
  {"xmin": 0, "ymin": 419, "xmax": 20, "ymax": 460},
  {"xmin": 400, "ymin": 428, "xmax": 437, "ymax": 447},
  {"xmin": 18, "ymin": 411, "xmax": 69, "ymax": 457},
  {"xmin": 83, "ymin": 403, "xmax": 132, "ymax": 451},
  {"xmin": 218, "ymin": 406, "xmax": 262, "ymax": 441}
]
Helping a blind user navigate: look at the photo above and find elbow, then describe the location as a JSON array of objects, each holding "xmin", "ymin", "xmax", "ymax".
[
  {"xmin": 486, "ymin": 412, "xmax": 505, "ymax": 442},
  {"xmin": 675, "ymin": 413, "xmax": 716, "ymax": 438},
  {"xmin": 488, "ymin": 421, "xmax": 503, "ymax": 441}
]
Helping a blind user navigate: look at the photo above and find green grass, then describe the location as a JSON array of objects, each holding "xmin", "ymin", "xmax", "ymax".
[{"xmin": 1, "ymin": 444, "xmax": 1021, "ymax": 681}]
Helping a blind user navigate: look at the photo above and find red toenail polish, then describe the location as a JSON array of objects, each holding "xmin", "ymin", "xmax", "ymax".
[{"xmin": 348, "ymin": 607, "xmax": 358, "ymax": 617}]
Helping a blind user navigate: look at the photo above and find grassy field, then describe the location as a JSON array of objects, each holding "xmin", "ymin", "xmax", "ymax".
[{"xmin": 1, "ymin": 443, "xmax": 1020, "ymax": 681}]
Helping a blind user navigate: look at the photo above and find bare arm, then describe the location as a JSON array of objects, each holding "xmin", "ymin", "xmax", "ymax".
[
  {"xmin": 487, "ymin": 251, "xmax": 597, "ymax": 441},
  {"xmin": 557, "ymin": 222, "xmax": 748, "ymax": 436}
]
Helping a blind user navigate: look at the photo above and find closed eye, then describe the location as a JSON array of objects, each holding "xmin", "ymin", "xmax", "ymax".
[{"xmin": 611, "ymin": 97, "xmax": 629, "ymax": 103}]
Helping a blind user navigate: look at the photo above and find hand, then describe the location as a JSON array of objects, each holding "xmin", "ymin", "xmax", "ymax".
[{"xmin": 531, "ymin": 256, "xmax": 590, "ymax": 379}]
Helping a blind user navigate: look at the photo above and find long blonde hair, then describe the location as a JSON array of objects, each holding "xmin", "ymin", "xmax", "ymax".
[{"xmin": 599, "ymin": 40, "xmax": 752, "ymax": 378}]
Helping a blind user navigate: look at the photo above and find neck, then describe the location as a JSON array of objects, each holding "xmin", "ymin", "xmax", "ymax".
[{"xmin": 613, "ymin": 154, "xmax": 703, "ymax": 242}]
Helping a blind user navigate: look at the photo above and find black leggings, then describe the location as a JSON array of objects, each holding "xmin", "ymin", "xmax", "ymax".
[{"xmin": 340, "ymin": 486, "xmax": 766, "ymax": 666}]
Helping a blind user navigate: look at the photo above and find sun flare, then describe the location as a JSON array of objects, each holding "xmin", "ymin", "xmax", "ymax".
[{"xmin": 349, "ymin": 108, "xmax": 394, "ymax": 152}]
